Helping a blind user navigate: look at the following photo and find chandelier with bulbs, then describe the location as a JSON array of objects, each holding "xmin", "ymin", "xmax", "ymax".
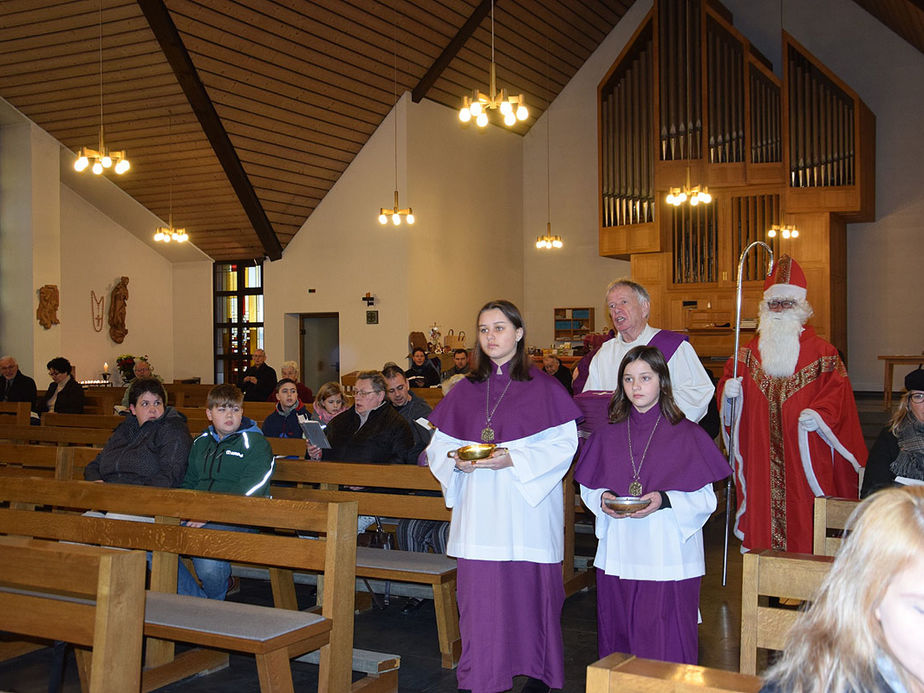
[
  {"xmin": 665, "ymin": 167, "xmax": 712, "ymax": 206},
  {"xmin": 767, "ymin": 223, "xmax": 799, "ymax": 239},
  {"xmin": 458, "ymin": 0, "xmax": 528, "ymax": 129},
  {"xmin": 378, "ymin": 189, "xmax": 415, "ymax": 226},
  {"xmin": 536, "ymin": 223, "xmax": 563, "ymax": 249},
  {"xmin": 74, "ymin": 0, "xmax": 130, "ymax": 176}
]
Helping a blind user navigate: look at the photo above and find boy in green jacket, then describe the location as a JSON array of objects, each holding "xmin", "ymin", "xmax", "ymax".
[{"xmin": 180, "ymin": 383, "xmax": 274, "ymax": 599}]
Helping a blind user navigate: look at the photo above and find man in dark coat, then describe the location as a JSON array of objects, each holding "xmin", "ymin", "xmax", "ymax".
[
  {"xmin": 0, "ymin": 356, "xmax": 37, "ymax": 408},
  {"xmin": 239, "ymin": 348, "xmax": 277, "ymax": 402},
  {"xmin": 383, "ymin": 365, "xmax": 433, "ymax": 464}
]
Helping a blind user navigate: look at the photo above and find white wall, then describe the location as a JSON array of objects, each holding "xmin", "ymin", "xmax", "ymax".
[
  {"xmin": 722, "ymin": 0, "xmax": 924, "ymax": 389},
  {"xmin": 172, "ymin": 260, "xmax": 214, "ymax": 382},
  {"xmin": 521, "ymin": 1, "xmax": 651, "ymax": 347},
  {"xmin": 264, "ymin": 93, "xmax": 524, "ymax": 372}
]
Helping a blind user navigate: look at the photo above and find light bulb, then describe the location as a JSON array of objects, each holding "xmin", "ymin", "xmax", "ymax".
[
  {"xmin": 536, "ymin": 239, "xmax": 543, "ymax": 249},
  {"xmin": 74, "ymin": 155, "xmax": 89, "ymax": 172},
  {"xmin": 690, "ymin": 195, "xmax": 699, "ymax": 206},
  {"xmin": 791, "ymin": 229, "xmax": 799, "ymax": 238},
  {"xmin": 676, "ymin": 191, "xmax": 687, "ymax": 204},
  {"xmin": 114, "ymin": 159, "xmax": 130, "ymax": 174},
  {"xmin": 101, "ymin": 154, "xmax": 112, "ymax": 168},
  {"xmin": 459, "ymin": 108, "xmax": 471, "ymax": 123},
  {"xmin": 666, "ymin": 192, "xmax": 675, "ymax": 205},
  {"xmin": 768, "ymin": 228, "xmax": 777, "ymax": 238},
  {"xmin": 476, "ymin": 112, "xmax": 488, "ymax": 128},
  {"xmin": 406, "ymin": 213, "xmax": 415, "ymax": 224},
  {"xmin": 392, "ymin": 214, "xmax": 401, "ymax": 226},
  {"xmin": 154, "ymin": 231, "xmax": 163, "ymax": 241},
  {"xmin": 470, "ymin": 101, "xmax": 483, "ymax": 117},
  {"xmin": 504, "ymin": 112, "xmax": 516, "ymax": 127},
  {"xmin": 699, "ymin": 191, "xmax": 712, "ymax": 204},
  {"xmin": 378, "ymin": 214, "xmax": 388, "ymax": 225},
  {"xmin": 500, "ymin": 100, "xmax": 513, "ymax": 116},
  {"xmin": 92, "ymin": 161, "xmax": 103, "ymax": 175},
  {"xmin": 516, "ymin": 104, "xmax": 528, "ymax": 121},
  {"xmin": 552, "ymin": 238, "xmax": 563, "ymax": 248}
]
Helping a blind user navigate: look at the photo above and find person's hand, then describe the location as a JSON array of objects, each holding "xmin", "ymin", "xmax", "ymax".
[
  {"xmin": 184, "ymin": 520, "xmax": 207, "ymax": 528},
  {"xmin": 473, "ymin": 448, "xmax": 512, "ymax": 471},
  {"xmin": 601, "ymin": 490, "xmax": 662, "ymax": 518},
  {"xmin": 306, "ymin": 443, "xmax": 322, "ymax": 460},
  {"xmin": 448, "ymin": 449, "xmax": 475, "ymax": 473},
  {"xmin": 798, "ymin": 410, "xmax": 820, "ymax": 432},
  {"xmin": 723, "ymin": 377, "xmax": 743, "ymax": 400},
  {"xmin": 243, "ymin": 375, "xmax": 257, "ymax": 385}
]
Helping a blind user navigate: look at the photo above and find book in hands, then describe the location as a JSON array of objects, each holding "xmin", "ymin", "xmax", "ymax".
[{"xmin": 298, "ymin": 416, "xmax": 331, "ymax": 449}]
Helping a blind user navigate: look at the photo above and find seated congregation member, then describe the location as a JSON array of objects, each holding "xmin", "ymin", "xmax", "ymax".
[
  {"xmin": 239, "ymin": 348, "xmax": 277, "ymax": 402},
  {"xmin": 261, "ymin": 378, "xmax": 310, "ymax": 439},
  {"xmin": 311, "ymin": 381, "xmax": 348, "ymax": 424},
  {"xmin": 862, "ymin": 367, "xmax": 924, "ymax": 497},
  {"xmin": 382, "ymin": 364, "xmax": 433, "ymax": 463},
  {"xmin": 761, "ymin": 485, "xmax": 924, "ymax": 693},
  {"xmin": 443, "ymin": 348, "xmax": 470, "ymax": 379},
  {"xmin": 307, "ymin": 370, "xmax": 413, "ymax": 464},
  {"xmin": 268, "ymin": 360, "xmax": 313, "ymax": 404},
  {"xmin": 118, "ymin": 357, "xmax": 162, "ymax": 408},
  {"xmin": 36, "ymin": 357, "xmax": 84, "ymax": 414},
  {"xmin": 575, "ymin": 346, "xmax": 730, "ymax": 664},
  {"xmin": 543, "ymin": 353, "xmax": 574, "ymax": 395},
  {"xmin": 406, "ymin": 347, "xmax": 440, "ymax": 388},
  {"xmin": 180, "ymin": 383, "xmax": 274, "ymax": 600},
  {"xmin": 0, "ymin": 355, "xmax": 37, "ymax": 408},
  {"xmin": 84, "ymin": 379, "xmax": 191, "ymax": 487}
]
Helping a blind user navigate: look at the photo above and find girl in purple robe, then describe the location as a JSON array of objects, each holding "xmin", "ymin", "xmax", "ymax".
[
  {"xmin": 427, "ymin": 300, "xmax": 581, "ymax": 693},
  {"xmin": 575, "ymin": 345, "xmax": 730, "ymax": 664}
]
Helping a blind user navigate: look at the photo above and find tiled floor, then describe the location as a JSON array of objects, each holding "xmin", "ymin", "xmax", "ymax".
[{"xmin": 0, "ymin": 396, "xmax": 888, "ymax": 692}]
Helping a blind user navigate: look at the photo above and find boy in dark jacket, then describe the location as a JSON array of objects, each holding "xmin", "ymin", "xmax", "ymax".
[
  {"xmin": 261, "ymin": 378, "xmax": 310, "ymax": 439},
  {"xmin": 180, "ymin": 383, "xmax": 274, "ymax": 599}
]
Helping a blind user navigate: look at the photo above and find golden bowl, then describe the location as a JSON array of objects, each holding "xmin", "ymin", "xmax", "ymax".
[
  {"xmin": 457, "ymin": 443, "xmax": 496, "ymax": 461},
  {"xmin": 604, "ymin": 496, "xmax": 652, "ymax": 513}
]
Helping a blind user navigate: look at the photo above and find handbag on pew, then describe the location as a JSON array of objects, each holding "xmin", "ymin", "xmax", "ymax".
[{"xmin": 443, "ymin": 329, "xmax": 466, "ymax": 350}]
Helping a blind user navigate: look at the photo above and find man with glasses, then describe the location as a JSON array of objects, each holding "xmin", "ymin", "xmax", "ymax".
[
  {"xmin": 719, "ymin": 255, "xmax": 867, "ymax": 554},
  {"xmin": 36, "ymin": 357, "xmax": 85, "ymax": 414},
  {"xmin": 307, "ymin": 370, "xmax": 413, "ymax": 464},
  {"xmin": 0, "ymin": 356, "xmax": 37, "ymax": 409}
]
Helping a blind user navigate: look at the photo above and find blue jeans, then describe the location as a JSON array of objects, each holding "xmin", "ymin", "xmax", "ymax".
[{"xmin": 147, "ymin": 522, "xmax": 257, "ymax": 600}]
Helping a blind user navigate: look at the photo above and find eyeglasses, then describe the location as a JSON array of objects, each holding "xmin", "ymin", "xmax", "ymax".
[
  {"xmin": 911, "ymin": 392, "xmax": 924, "ymax": 404},
  {"xmin": 353, "ymin": 390, "xmax": 379, "ymax": 398},
  {"xmin": 767, "ymin": 299, "xmax": 797, "ymax": 310}
]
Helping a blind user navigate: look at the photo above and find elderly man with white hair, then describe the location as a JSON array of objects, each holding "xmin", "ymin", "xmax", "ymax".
[
  {"xmin": 719, "ymin": 255, "xmax": 867, "ymax": 554},
  {"xmin": 0, "ymin": 356, "xmax": 37, "ymax": 408}
]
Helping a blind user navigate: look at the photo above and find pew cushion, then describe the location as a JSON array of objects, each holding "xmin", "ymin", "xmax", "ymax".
[{"xmin": 355, "ymin": 547, "xmax": 456, "ymax": 583}]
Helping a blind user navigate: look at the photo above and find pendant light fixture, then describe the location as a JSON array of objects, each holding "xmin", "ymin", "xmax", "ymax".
[
  {"xmin": 665, "ymin": 167, "xmax": 712, "ymax": 206},
  {"xmin": 154, "ymin": 115, "xmax": 188, "ymax": 243},
  {"xmin": 458, "ymin": 0, "xmax": 528, "ymax": 128},
  {"xmin": 74, "ymin": 0, "xmax": 130, "ymax": 176},
  {"xmin": 378, "ymin": 2, "xmax": 414, "ymax": 227},
  {"xmin": 536, "ymin": 45, "xmax": 562, "ymax": 250}
]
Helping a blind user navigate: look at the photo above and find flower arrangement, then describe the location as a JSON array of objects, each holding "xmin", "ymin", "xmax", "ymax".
[{"xmin": 116, "ymin": 354, "xmax": 137, "ymax": 383}]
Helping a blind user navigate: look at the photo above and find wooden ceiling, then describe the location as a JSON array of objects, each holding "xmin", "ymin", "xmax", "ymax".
[
  {"xmin": 1, "ymin": 1, "xmax": 921, "ymax": 261},
  {"xmin": 0, "ymin": 0, "xmax": 629, "ymax": 260}
]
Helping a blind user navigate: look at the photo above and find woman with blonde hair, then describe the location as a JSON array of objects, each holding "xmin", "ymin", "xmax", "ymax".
[
  {"xmin": 267, "ymin": 360, "xmax": 313, "ymax": 404},
  {"xmin": 761, "ymin": 485, "xmax": 924, "ymax": 693},
  {"xmin": 862, "ymin": 367, "xmax": 924, "ymax": 497},
  {"xmin": 310, "ymin": 381, "xmax": 348, "ymax": 424}
]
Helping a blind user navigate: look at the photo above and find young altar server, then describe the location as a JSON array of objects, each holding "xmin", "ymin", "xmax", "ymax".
[
  {"xmin": 427, "ymin": 300, "xmax": 581, "ymax": 693},
  {"xmin": 575, "ymin": 345, "xmax": 730, "ymax": 664}
]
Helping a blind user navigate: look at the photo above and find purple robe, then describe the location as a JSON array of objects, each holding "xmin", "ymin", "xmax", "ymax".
[{"xmin": 429, "ymin": 364, "xmax": 581, "ymax": 692}]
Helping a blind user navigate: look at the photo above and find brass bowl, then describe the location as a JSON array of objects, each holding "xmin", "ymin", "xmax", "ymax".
[
  {"xmin": 457, "ymin": 443, "xmax": 496, "ymax": 461},
  {"xmin": 604, "ymin": 496, "xmax": 652, "ymax": 513}
]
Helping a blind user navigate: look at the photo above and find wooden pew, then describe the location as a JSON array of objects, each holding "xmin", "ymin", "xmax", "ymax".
[
  {"xmin": 409, "ymin": 387, "xmax": 443, "ymax": 408},
  {"xmin": 0, "ymin": 423, "xmax": 111, "ymax": 447},
  {"xmin": 0, "ymin": 442, "xmax": 96, "ymax": 480},
  {"xmin": 812, "ymin": 496, "xmax": 858, "ymax": 556},
  {"xmin": 0, "ymin": 401, "xmax": 32, "ymax": 425},
  {"xmin": 0, "ymin": 478, "xmax": 391, "ymax": 693},
  {"xmin": 587, "ymin": 652, "xmax": 763, "ymax": 692},
  {"xmin": 0, "ymin": 536, "xmax": 147, "ymax": 693},
  {"xmin": 739, "ymin": 550, "xmax": 833, "ymax": 675},
  {"xmin": 269, "ymin": 459, "xmax": 594, "ymax": 669}
]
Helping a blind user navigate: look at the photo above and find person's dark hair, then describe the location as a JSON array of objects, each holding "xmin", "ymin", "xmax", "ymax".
[
  {"xmin": 411, "ymin": 347, "xmax": 426, "ymax": 357},
  {"xmin": 46, "ymin": 357, "xmax": 72, "ymax": 375},
  {"xmin": 453, "ymin": 348, "xmax": 467, "ymax": 357},
  {"xmin": 381, "ymin": 364, "xmax": 406, "ymax": 381},
  {"xmin": 469, "ymin": 299, "xmax": 532, "ymax": 383},
  {"xmin": 356, "ymin": 370, "xmax": 386, "ymax": 393},
  {"xmin": 607, "ymin": 346, "xmax": 684, "ymax": 424},
  {"xmin": 274, "ymin": 377, "xmax": 297, "ymax": 393},
  {"xmin": 128, "ymin": 378, "xmax": 167, "ymax": 408}
]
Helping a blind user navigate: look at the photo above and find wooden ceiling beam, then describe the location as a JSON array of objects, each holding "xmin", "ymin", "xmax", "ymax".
[
  {"xmin": 136, "ymin": 0, "xmax": 282, "ymax": 260},
  {"xmin": 412, "ymin": 0, "xmax": 495, "ymax": 103}
]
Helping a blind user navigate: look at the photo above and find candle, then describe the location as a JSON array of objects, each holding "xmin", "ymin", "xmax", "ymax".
[{"xmin": 103, "ymin": 362, "xmax": 109, "ymax": 373}]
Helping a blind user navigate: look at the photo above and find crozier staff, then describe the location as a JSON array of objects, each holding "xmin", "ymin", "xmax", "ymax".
[{"xmin": 427, "ymin": 300, "xmax": 580, "ymax": 693}]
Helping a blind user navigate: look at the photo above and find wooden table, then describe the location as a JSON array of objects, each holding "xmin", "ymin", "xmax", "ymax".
[{"xmin": 878, "ymin": 354, "xmax": 923, "ymax": 409}]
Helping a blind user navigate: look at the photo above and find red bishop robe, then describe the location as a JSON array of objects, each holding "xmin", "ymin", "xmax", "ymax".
[{"xmin": 718, "ymin": 327, "xmax": 867, "ymax": 553}]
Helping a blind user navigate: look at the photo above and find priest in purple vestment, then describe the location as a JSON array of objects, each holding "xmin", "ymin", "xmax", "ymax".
[
  {"xmin": 427, "ymin": 300, "xmax": 581, "ymax": 693},
  {"xmin": 575, "ymin": 346, "xmax": 730, "ymax": 664}
]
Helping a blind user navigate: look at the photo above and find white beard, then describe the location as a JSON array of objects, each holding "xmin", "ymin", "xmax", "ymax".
[{"xmin": 757, "ymin": 301, "xmax": 811, "ymax": 377}]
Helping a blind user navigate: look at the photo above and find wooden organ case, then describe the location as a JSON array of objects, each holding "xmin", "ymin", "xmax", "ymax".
[{"xmin": 597, "ymin": 0, "xmax": 874, "ymax": 367}]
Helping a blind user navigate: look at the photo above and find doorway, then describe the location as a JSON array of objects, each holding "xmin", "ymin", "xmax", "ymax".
[{"xmin": 300, "ymin": 313, "xmax": 340, "ymax": 394}]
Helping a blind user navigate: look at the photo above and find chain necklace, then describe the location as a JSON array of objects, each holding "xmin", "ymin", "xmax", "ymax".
[
  {"xmin": 481, "ymin": 372, "xmax": 513, "ymax": 442},
  {"xmin": 626, "ymin": 412, "xmax": 662, "ymax": 496}
]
